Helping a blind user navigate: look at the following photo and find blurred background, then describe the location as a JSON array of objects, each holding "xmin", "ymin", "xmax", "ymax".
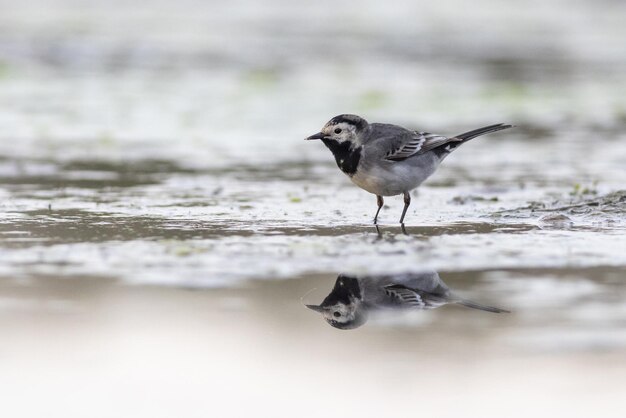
[{"xmin": 0, "ymin": 1, "xmax": 625, "ymax": 417}]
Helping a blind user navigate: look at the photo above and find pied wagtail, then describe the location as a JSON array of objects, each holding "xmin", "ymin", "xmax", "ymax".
[{"xmin": 306, "ymin": 114, "xmax": 513, "ymax": 224}]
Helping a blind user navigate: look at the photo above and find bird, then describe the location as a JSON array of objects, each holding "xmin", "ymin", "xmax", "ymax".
[
  {"xmin": 305, "ymin": 114, "xmax": 513, "ymax": 224},
  {"xmin": 306, "ymin": 271, "xmax": 509, "ymax": 330}
]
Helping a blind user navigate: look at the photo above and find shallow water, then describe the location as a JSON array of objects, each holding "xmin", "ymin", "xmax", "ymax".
[{"xmin": 1, "ymin": 1, "xmax": 626, "ymax": 417}]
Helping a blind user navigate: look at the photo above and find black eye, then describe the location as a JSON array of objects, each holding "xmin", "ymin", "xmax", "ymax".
[
  {"xmin": 333, "ymin": 311, "xmax": 341, "ymax": 318},
  {"xmin": 334, "ymin": 128, "xmax": 342, "ymax": 134}
]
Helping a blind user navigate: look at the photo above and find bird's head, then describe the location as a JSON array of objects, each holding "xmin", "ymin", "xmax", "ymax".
[
  {"xmin": 305, "ymin": 114, "xmax": 369, "ymax": 146},
  {"xmin": 306, "ymin": 274, "xmax": 368, "ymax": 330}
]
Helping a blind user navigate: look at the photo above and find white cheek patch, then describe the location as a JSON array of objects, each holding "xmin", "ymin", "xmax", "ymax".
[
  {"xmin": 322, "ymin": 304, "xmax": 351, "ymax": 323},
  {"xmin": 325, "ymin": 123, "xmax": 357, "ymax": 144}
]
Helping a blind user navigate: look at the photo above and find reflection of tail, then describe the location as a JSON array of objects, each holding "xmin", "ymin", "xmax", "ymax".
[{"xmin": 456, "ymin": 299, "xmax": 510, "ymax": 313}]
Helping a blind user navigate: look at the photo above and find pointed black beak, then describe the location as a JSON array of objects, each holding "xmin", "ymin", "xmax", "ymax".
[
  {"xmin": 306, "ymin": 304, "xmax": 325, "ymax": 313},
  {"xmin": 305, "ymin": 132, "xmax": 326, "ymax": 140}
]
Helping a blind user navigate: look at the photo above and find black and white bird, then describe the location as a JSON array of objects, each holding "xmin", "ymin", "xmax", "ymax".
[
  {"xmin": 306, "ymin": 114, "xmax": 513, "ymax": 224},
  {"xmin": 306, "ymin": 271, "xmax": 509, "ymax": 330}
]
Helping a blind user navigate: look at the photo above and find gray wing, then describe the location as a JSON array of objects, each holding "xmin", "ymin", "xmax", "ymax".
[
  {"xmin": 366, "ymin": 124, "xmax": 460, "ymax": 161},
  {"xmin": 384, "ymin": 131, "xmax": 461, "ymax": 161},
  {"xmin": 383, "ymin": 284, "xmax": 450, "ymax": 309},
  {"xmin": 383, "ymin": 285, "xmax": 426, "ymax": 307}
]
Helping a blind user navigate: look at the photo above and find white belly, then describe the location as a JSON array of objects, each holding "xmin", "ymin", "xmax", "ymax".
[{"xmin": 349, "ymin": 155, "xmax": 439, "ymax": 196}]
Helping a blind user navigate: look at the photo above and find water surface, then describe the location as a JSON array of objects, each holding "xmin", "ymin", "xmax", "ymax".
[{"xmin": 1, "ymin": 1, "xmax": 625, "ymax": 417}]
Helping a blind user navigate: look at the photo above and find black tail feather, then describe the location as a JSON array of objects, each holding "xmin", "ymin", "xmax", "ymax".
[
  {"xmin": 433, "ymin": 123, "xmax": 514, "ymax": 157},
  {"xmin": 456, "ymin": 299, "xmax": 510, "ymax": 314},
  {"xmin": 455, "ymin": 123, "xmax": 514, "ymax": 141}
]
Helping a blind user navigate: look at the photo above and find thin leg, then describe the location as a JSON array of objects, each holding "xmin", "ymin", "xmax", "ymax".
[
  {"xmin": 373, "ymin": 195, "xmax": 384, "ymax": 224},
  {"xmin": 399, "ymin": 192, "xmax": 411, "ymax": 224}
]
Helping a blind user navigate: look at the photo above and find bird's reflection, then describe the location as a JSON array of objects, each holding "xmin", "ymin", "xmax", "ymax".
[{"xmin": 306, "ymin": 271, "xmax": 509, "ymax": 329}]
